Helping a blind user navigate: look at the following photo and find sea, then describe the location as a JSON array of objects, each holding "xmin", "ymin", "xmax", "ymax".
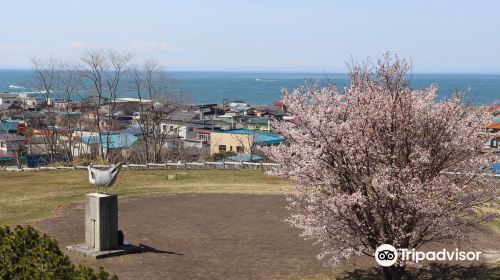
[{"xmin": 1, "ymin": 70, "xmax": 499, "ymax": 106}]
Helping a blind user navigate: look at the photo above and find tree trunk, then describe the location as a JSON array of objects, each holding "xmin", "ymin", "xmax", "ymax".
[{"xmin": 382, "ymin": 266, "xmax": 405, "ymax": 280}]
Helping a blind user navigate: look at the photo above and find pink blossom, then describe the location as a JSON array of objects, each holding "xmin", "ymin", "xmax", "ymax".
[{"xmin": 263, "ymin": 54, "xmax": 499, "ymax": 276}]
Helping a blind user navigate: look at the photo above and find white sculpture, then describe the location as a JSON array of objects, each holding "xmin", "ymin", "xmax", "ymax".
[{"xmin": 87, "ymin": 163, "xmax": 123, "ymax": 193}]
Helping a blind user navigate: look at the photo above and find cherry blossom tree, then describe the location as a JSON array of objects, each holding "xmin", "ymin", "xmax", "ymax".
[{"xmin": 264, "ymin": 54, "xmax": 499, "ymax": 279}]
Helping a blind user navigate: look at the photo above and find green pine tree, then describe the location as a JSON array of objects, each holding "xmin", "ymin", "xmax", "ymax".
[{"xmin": 0, "ymin": 226, "xmax": 117, "ymax": 280}]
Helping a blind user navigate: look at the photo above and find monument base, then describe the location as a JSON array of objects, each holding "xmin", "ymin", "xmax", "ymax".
[
  {"xmin": 66, "ymin": 242, "xmax": 142, "ymax": 259},
  {"xmin": 85, "ymin": 193, "xmax": 118, "ymax": 251}
]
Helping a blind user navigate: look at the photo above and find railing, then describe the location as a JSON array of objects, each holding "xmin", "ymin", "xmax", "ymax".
[{"xmin": 0, "ymin": 161, "xmax": 280, "ymax": 172}]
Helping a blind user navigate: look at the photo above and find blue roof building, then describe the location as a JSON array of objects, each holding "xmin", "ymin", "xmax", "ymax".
[
  {"xmin": 0, "ymin": 120, "xmax": 19, "ymax": 133},
  {"xmin": 491, "ymin": 163, "xmax": 500, "ymax": 174},
  {"xmin": 209, "ymin": 129, "xmax": 284, "ymax": 161},
  {"xmin": 81, "ymin": 133, "xmax": 138, "ymax": 149},
  {"xmin": 219, "ymin": 129, "xmax": 284, "ymax": 146}
]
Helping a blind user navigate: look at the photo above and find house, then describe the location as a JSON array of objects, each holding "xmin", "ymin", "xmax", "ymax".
[
  {"xmin": 81, "ymin": 96, "xmax": 110, "ymax": 108},
  {"xmin": 227, "ymin": 100, "xmax": 251, "ymax": 113},
  {"xmin": 272, "ymin": 101, "xmax": 287, "ymax": 112},
  {"xmin": 160, "ymin": 110, "xmax": 202, "ymax": 140},
  {"xmin": 253, "ymin": 105, "xmax": 285, "ymax": 119},
  {"xmin": 18, "ymin": 96, "xmax": 47, "ymax": 110},
  {"xmin": 11, "ymin": 111, "xmax": 46, "ymax": 125},
  {"xmin": 78, "ymin": 133, "xmax": 138, "ymax": 159},
  {"xmin": 194, "ymin": 104, "xmax": 220, "ymax": 120},
  {"xmin": 209, "ymin": 129, "xmax": 284, "ymax": 156},
  {"xmin": 0, "ymin": 93, "xmax": 18, "ymax": 106},
  {"xmin": 0, "ymin": 93, "xmax": 19, "ymax": 110},
  {"xmin": 99, "ymin": 98, "xmax": 151, "ymax": 115},
  {"xmin": 246, "ymin": 117, "xmax": 271, "ymax": 131},
  {"xmin": 491, "ymin": 163, "xmax": 500, "ymax": 174},
  {"xmin": 211, "ymin": 115, "xmax": 247, "ymax": 130},
  {"xmin": 57, "ymin": 112, "xmax": 82, "ymax": 124},
  {"xmin": 0, "ymin": 133, "xmax": 25, "ymax": 154},
  {"xmin": 53, "ymin": 100, "xmax": 81, "ymax": 111},
  {"xmin": 0, "ymin": 120, "xmax": 19, "ymax": 133},
  {"xmin": 161, "ymin": 134, "xmax": 184, "ymax": 150},
  {"xmin": 194, "ymin": 129, "xmax": 211, "ymax": 142}
]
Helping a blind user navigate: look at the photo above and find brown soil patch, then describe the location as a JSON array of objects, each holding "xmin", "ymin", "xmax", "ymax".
[
  {"xmin": 34, "ymin": 193, "xmax": 333, "ymax": 280},
  {"xmin": 33, "ymin": 193, "xmax": 500, "ymax": 279}
]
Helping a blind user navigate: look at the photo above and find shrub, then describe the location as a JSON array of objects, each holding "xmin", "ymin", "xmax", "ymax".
[
  {"xmin": 0, "ymin": 226, "xmax": 117, "ymax": 279},
  {"xmin": 48, "ymin": 156, "xmax": 109, "ymax": 167},
  {"xmin": 209, "ymin": 151, "xmax": 236, "ymax": 161}
]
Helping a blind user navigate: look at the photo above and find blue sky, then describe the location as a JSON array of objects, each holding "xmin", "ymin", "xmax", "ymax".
[{"xmin": 0, "ymin": 0, "xmax": 499, "ymax": 72}]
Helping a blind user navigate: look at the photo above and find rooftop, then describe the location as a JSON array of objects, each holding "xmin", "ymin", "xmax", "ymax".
[
  {"xmin": 0, "ymin": 120, "xmax": 19, "ymax": 133},
  {"xmin": 81, "ymin": 133, "xmax": 138, "ymax": 148},
  {"xmin": 0, "ymin": 133, "xmax": 24, "ymax": 142},
  {"xmin": 214, "ymin": 129, "xmax": 284, "ymax": 146},
  {"xmin": 0, "ymin": 93, "xmax": 18, "ymax": 98},
  {"xmin": 115, "ymin": 98, "xmax": 152, "ymax": 103},
  {"xmin": 164, "ymin": 110, "xmax": 199, "ymax": 122}
]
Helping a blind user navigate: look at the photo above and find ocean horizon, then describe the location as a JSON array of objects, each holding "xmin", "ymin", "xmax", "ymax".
[{"xmin": 1, "ymin": 69, "xmax": 499, "ymax": 105}]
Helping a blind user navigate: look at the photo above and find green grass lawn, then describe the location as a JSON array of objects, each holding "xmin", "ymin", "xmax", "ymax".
[
  {"xmin": 1, "ymin": 168, "xmax": 498, "ymax": 231},
  {"xmin": 0, "ymin": 169, "xmax": 292, "ymax": 225}
]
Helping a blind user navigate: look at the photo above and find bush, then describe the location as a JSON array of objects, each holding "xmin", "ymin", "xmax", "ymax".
[
  {"xmin": 209, "ymin": 151, "xmax": 236, "ymax": 161},
  {"xmin": 0, "ymin": 226, "xmax": 117, "ymax": 280},
  {"xmin": 49, "ymin": 156, "xmax": 109, "ymax": 167}
]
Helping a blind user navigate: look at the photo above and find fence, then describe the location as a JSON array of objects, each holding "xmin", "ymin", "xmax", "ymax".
[{"xmin": 0, "ymin": 161, "xmax": 280, "ymax": 172}]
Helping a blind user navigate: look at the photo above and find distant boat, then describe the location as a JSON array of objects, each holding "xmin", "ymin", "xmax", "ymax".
[{"xmin": 8, "ymin": 84, "xmax": 25, "ymax": 89}]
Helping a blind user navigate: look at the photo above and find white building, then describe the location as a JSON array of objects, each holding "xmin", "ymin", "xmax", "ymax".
[
  {"xmin": 227, "ymin": 100, "xmax": 251, "ymax": 113},
  {"xmin": 160, "ymin": 110, "xmax": 201, "ymax": 140},
  {"xmin": 0, "ymin": 93, "xmax": 19, "ymax": 110},
  {"xmin": 0, "ymin": 133, "xmax": 24, "ymax": 153}
]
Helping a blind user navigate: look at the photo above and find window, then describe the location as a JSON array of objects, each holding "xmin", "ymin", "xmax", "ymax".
[
  {"xmin": 236, "ymin": 146, "xmax": 244, "ymax": 153},
  {"xmin": 491, "ymin": 138, "xmax": 498, "ymax": 148},
  {"xmin": 169, "ymin": 125, "xmax": 174, "ymax": 131},
  {"xmin": 229, "ymin": 146, "xmax": 233, "ymax": 151},
  {"xmin": 162, "ymin": 124, "xmax": 167, "ymax": 131},
  {"xmin": 198, "ymin": 134, "xmax": 210, "ymax": 141},
  {"xmin": 188, "ymin": 127, "xmax": 194, "ymax": 132},
  {"xmin": 219, "ymin": 145, "xmax": 226, "ymax": 152}
]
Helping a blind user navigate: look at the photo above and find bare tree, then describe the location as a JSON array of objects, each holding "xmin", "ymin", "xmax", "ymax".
[
  {"xmin": 131, "ymin": 60, "xmax": 187, "ymax": 163},
  {"xmin": 80, "ymin": 49, "xmax": 108, "ymax": 160},
  {"xmin": 80, "ymin": 49, "xmax": 132, "ymax": 161},
  {"xmin": 235, "ymin": 129, "xmax": 257, "ymax": 162},
  {"xmin": 31, "ymin": 57, "xmax": 60, "ymax": 162},
  {"xmin": 105, "ymin": 51, "xmax": 133, "ymax": 161},
  {"xmin": 57, "ymin": 62, "xmax": 83, "ymax": 161}
]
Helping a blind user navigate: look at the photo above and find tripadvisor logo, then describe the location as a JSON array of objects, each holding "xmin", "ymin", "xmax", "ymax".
[
  {"xmin": 375, "ymin": 244, "xmax": 398, "ymax": 266},
  {"xmin": 374, "ymin": 244, "xmax": 482, "ymax": 267}
]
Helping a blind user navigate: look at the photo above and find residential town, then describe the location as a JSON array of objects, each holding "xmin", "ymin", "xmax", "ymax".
[
  {"xmin": 0, "ymin": 91, "xmax": 288, "ymax": 167},
  {"xmin": 4, "ymin": 89, "xmax": 500, "ymax": 171}
]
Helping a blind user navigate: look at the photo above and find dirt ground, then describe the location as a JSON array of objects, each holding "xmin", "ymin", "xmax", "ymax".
[
  {"xmin": 34, "ymin": 193, "xmax": 334, "ymax": 280},
  {"xmin": 33, "ymin": 193, "xmax": 500, "ymax": 280}
]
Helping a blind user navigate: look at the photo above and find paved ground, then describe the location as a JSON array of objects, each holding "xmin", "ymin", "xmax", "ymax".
[
  {"xmin": 34, "ymin": 193, "xmax": 500, "ymax": 279},
  {"xmin": 34, "ymin": 194, "xmax": 334, "ymax": 280}
]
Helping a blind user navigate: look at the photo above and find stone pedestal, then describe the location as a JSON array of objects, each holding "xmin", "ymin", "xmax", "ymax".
[
  {"xmin": 85, "ymin": 193, "xmax": 118, "ymax": 251},
  {"xmin": 67, "ymin": 192, "xmax": 141, "ymax": 259}
]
